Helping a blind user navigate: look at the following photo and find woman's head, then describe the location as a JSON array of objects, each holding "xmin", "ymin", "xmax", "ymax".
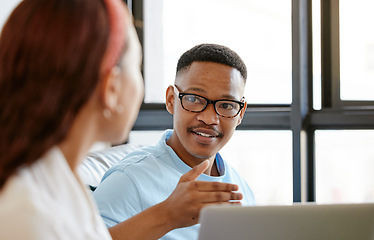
[{"xmin": 0, "ymin": 0, "xmax": 143, "ymax": 188}]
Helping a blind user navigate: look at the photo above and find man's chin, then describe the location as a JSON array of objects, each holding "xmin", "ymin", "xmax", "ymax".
[{"xmin": 190, "ymin": 151, "xmax": 215, "ymax": 160}]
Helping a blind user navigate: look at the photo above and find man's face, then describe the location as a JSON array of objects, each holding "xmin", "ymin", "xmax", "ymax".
[{"xmin": 166, "ymin": 61, "xmax": 246, "ymax": 162}]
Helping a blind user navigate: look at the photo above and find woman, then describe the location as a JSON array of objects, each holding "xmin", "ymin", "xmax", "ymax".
[{"xmin": 0, "ymin": 0, "xmax": 242, "ymax": 239}]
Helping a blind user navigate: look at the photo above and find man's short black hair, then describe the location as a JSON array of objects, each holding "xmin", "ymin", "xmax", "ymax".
[{"xmin": 176, "ymin": 43, "xmax": 247, "ymax": 82}]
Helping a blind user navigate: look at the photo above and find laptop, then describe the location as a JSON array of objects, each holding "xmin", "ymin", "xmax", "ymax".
[{"xmin": 198, "ymin": 203, "xmax": 374, "ymax": 240}]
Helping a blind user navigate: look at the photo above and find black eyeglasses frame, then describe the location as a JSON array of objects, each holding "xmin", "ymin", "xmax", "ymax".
[{"xmin": 174, "ymin": 86, "xmax": 245, "ymax": 118}]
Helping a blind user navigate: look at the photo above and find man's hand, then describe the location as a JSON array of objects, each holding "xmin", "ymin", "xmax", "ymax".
[{"xmin": 162, "ymin": 160, "xmax": 243, "ymax": 229}]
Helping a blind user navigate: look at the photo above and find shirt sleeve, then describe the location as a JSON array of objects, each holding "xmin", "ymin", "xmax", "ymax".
[{"xmin": 93, "ymin": 170, "xmax": 143, "ymax": 228}]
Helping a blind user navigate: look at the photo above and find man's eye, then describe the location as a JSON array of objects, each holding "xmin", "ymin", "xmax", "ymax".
[
  {"xmin": 186, "ymin": 95, "xmax": 202, "ymax": 104},
  {"xmin": 219, "ymin": 102, "xmax": 234, "ymax": 110}
]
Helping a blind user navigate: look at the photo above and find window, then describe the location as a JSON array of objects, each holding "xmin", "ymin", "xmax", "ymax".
[
  {"xmin": 315, "ymin": 130, "xmax": 374, "ymax": 203},
  {"xmin": 339, "ymin": 0, "xmax": 374, "ymax": 101}
]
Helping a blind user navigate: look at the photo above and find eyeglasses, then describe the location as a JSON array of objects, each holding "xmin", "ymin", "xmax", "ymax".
[{"xmin": 174, "ymin": 85, "xmax": 245, "ymax": 118}]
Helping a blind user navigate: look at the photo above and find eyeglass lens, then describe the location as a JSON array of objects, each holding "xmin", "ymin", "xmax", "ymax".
[{"xmin": 181, "ymin": 94, "xmax": 241, "ymax": 117}]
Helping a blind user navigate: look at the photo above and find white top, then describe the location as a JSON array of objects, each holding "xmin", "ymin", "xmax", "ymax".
[{"xmin": 0, "ymin": 147, "xmax": 112, "ymax": 240}]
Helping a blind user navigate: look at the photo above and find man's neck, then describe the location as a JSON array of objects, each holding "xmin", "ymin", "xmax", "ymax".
[
  {"xmin": 166, "ymin": 134, "xmax": 220, "ymax": 176},
  {"xmin": 210, "ymin": 159, "xmax": 220, "ymax": 176}
]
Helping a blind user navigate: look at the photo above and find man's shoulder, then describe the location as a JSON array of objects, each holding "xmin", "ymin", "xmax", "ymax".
[{"xmin": 100, "ymin": 143, "xmax": 179, "ymax": 193}]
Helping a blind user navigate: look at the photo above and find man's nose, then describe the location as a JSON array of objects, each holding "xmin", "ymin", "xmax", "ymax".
[{"xmin": 196, "ymin": 103, "xmax": 219, "ymax": 125}]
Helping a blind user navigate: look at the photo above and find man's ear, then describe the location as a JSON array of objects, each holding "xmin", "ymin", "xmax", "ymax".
[
  {"xmin": 101, "ymin": 66, "xmax": 122, "ymax": 112},
  {"xmin": 165, "ymin": 85, "xmax": 175, "ymax": 115},
  {"xmin": 236, "ymin": 101, "xmax": 247, "ymax": 127}
]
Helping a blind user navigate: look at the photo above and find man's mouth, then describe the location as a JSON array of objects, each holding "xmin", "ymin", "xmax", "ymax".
[
  {"xmin": 193, "ymin": 131, "xmax": 217, "ymax": 138},
  {"xmin": 189, "ymin": 126, "xmax": 223, "ymax": 139}
]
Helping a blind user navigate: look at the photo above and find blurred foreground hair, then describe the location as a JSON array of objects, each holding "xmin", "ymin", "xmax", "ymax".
[{"xmin": 0, "ymin": 0, "xmax": 110, "ymax": 189}]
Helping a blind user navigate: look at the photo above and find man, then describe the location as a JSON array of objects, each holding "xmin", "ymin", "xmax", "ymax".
[{"xmin": 93, "ymin": 43, "xmax": 255, "ymax": 240}]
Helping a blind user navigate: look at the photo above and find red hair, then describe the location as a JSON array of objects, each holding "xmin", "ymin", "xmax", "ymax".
[{"xmin": 0, "ymin": 0, "xmax": 126, "ymax": 189}]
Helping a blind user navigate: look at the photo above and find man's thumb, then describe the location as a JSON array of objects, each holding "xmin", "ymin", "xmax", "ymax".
[{"xmin": 179, "ymin": 160, "xmax": 209, "ymax": 183}]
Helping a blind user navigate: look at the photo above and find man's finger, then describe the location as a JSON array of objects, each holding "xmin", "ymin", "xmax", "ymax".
[
  {"xmin": 193, "ymin": 181, "xmax": 239, "ymax": 192},
  {"xmin": 179, "ymin": 160, "xmax": 209, "ymax": 183},
  {"xmin": 196, "ymin": 191, "xmax": 243, "ymax": 203}
]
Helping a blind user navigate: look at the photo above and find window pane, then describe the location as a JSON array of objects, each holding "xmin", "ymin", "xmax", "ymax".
[
  {"xmin": 130, "ymin": 130, "xmax": 293, "ymax": 205},
  {"xmin": 144, "ymin": 0, "xmax": 292, "ymax": 104},
  {"xmin": 340, "ymin": 1, "xmax": 374, "ymax": 100},
  {"xmin": 312, "ymin": 0, "xmax": 321, "ymax": 110},
  {"xmin": 315, "ymin": 130, "xmax": 374, "ymax": 204}
]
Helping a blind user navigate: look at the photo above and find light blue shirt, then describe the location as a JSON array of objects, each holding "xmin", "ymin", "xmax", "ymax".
[{"xmin": 93, "ymin": 130, "xmax": 255, "ymax": 240}]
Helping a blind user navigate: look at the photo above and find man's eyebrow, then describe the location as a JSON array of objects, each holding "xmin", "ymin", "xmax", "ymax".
[
  {"xmin": 184, "ymin": 87, "xmax": 238, "ymax": 100},
  {"xmin": 221, "ymin": 94, "xmax": 237, "ymax": 100},
  {"xmin": 184, "ymin": 87, "xmax": 206, "ymax": 93}
]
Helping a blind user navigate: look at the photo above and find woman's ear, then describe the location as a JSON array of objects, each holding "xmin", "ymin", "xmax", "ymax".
[
  {"xmin": 165, "ymin": 85, "xmax": 175, "ymax": 115},
  {"xmin": 101, "ymin": 66, "xmax": 122, "ymax": 113},
  {"xmin": 236, "ymin": 101, "xmax": 247, "ymax": 127}
]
